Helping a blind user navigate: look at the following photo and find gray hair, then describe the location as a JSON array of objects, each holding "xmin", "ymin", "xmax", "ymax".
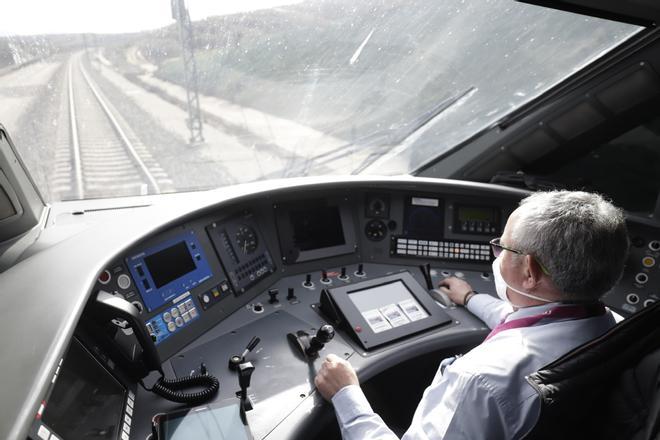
[{"xmin": 510, "ymin": 191, "xmax": 629, "ymax": 301}]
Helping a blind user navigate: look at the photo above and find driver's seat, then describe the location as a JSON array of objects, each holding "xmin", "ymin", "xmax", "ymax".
[{"xmin": 524, "ymin": 301, "xmax": 660, "ymax": 439}]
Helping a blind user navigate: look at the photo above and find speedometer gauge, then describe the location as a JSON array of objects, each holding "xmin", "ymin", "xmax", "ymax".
[{"xmin": 235, "ymin": 225, "xmax": 258, "ymax": 254}]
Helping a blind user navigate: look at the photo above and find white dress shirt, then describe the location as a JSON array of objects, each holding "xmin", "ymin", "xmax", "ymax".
[{"xmin": 331, "ymin": 294, "xmax": 615, "ymax": 439}]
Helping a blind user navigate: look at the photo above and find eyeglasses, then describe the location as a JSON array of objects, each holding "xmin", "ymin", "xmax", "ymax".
[
  {"xmin": 489, "ymin": 237, "xmax": 550, "ymax": 276},
  {"xmin": 489, "ymin": 237, "xmax": 524, "ymax": 258}
]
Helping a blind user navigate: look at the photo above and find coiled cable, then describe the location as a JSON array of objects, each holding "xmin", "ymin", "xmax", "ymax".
[{"xmin": 149, "ymin": 373, "xmax": 220, "ymax": 405}]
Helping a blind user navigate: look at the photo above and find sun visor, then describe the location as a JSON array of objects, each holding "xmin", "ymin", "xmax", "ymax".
[{"xmin": 517, "ymin": 0, "xmax": 659, "ymax": 27}]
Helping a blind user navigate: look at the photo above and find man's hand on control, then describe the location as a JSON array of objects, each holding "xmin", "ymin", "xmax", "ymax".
[
  {"xmin": 314, "ymin": 353, "xmax": 359, "ymax": 401},
  {"xmin": 438, "ymin": 277, "xmax": 474, "ymax": 306}
]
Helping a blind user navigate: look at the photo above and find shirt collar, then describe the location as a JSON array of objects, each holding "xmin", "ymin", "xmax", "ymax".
[{"xmin": 505, "ymin": 302, "xmax": 564, "ymax": 322}]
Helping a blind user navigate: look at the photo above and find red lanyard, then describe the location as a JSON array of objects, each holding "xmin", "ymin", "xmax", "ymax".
[{"xmin": 485, "ymin": 303, "xmax": 606, "ymax": 341}]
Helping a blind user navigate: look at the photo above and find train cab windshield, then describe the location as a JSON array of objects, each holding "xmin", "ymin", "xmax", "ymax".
[
  {"xmin": 2, "ymin": 2, "xmax": 660, "ymax": 440},
  {"xmin": 0, "ymin": 0, "xmax": 640, "ymax": 201}
]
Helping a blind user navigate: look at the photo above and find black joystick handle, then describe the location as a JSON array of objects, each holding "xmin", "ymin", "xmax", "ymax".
[
  {"xmin": 287, "ymin": 287, "xmax": 296, "ymax": 300},
  {"xmin": 308, "ymin": 324, "xmax": 335, "ymax": 356},
  {"xmin": 287, "ymin": 324, "xmax": 335, "ymax": 359},
  {"xmin": 268, "ymin": 288, "xmax": 279, "ymax": 304},
  {"xmin": 315, "ymin": 325, "xmax": 335, "ymax": 343},
  {"xmin": 304, "ymin": 274, "xmax": 313, "ymax": 287},
  {"xmin": 356, "ymin": 264, "xmax": 365, "ymax": 276},
  {"xmin": 341, "ymin": 267, "xmax": 347, "ymax": 278},
  {"xmin": 321, "ymin": 270, "xmax": 329, "ymax": 283}
]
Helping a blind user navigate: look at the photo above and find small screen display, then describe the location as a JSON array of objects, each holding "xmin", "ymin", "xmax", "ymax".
[
  {"xmin": 289, "ymin": 206, "xmax": 345, "ymax": 251},
  {"xmin": 457, "ymin": 206, "xmax": 496, "ymax": 223},
  {"xmin": 144, "ymin": 241, "xmax": 196, "ymax": 289},
  {"xmin": 42, "ymin": 339, "xmax": 125, "ymax": 439},
  {"xmin": 455, "ymin": 205, "xmax": 499, "ymax": 234},
  {"xmin": 349, "ymin": 281, "xmax": 429, "ymax": 333},
  {"xmin": 160, "ymin": 403, "xmax": 252, "ymax": 440},
  {"xmin": 403, "ymin": 197, "xmax": 444, "ymax": 240}
]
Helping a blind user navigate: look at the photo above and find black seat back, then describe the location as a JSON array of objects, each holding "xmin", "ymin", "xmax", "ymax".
[{"xmin": 524, "ymin": 301, "xmax": 660, "ymax": 440}]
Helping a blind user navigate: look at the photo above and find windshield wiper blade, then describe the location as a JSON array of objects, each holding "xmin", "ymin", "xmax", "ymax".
[
  {"xmin": 304, "ymin": 86, "xmax": 477, "ymax": 168},
  {"xmin": 277, "ymin": 86, "xmax": 477, "ymax": 178},
  {"xmin": 387, "ymin": 86, "xmax": 477, "ymax": 146},
  {"xmin": 351, "ymin": 86, "xmax": 477, "ymax": 174}
]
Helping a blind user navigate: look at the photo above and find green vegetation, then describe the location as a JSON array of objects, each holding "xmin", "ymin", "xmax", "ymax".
[{"xmin": 136, "ymin": 1, "xmax": 424, "ymax": 140}]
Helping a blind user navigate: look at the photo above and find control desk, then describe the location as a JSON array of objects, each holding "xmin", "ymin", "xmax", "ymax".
[{"xmin": 17, "ymin": 177, "xmax": 660, "ymax": 440}]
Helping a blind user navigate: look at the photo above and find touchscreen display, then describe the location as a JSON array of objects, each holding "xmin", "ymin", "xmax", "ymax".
[
  {"xmin": 349, "ymin": 281, "xmax": 429, "ymax": 333},
  {"xmin": 42, "ymin": 338, "xmax": 126, "ymax": 439},
  {"xmin": 160, "ymin": 403, "xmax": 252, "ymax": 440},
  {"xmin": 144, "ymin": 241, "xmax": 196, "ymax": 288},
  {"xmin": 289, "ymin": 205, "xmax": 345, "ymax": 251}
]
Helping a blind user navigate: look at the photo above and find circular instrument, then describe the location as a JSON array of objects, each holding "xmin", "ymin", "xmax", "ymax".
[{"xmin": 235, "ymin": 225, "xmax": 258, "ymax": 254}]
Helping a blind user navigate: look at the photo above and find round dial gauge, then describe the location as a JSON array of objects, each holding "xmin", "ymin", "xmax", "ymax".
[{"xmin": 235, "ymin": 225, "xmax": 258, "ymax": 254}]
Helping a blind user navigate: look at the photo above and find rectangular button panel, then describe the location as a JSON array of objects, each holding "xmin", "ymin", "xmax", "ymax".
[
  {"xmin": 393, "ymin": 238, "xmax": 491, "ymax": 261},
  {"xmin": 145, "ymin": 298, "xmax": 201, "ymax": 345}
]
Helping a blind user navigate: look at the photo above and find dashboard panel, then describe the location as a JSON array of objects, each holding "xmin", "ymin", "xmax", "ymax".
[
  {"xmin": 87, "ymin": 186, "xmax": 520, "ymax": 363},
  {"xmin": 17, "ymin": 178, "xmax": 660, "ymax": 440}
]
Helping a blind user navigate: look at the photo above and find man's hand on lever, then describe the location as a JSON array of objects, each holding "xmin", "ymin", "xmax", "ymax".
[
  {"xmin": 438, "ymin": 276, "xmax": 476, "ymax": 306},
  {"xmin": 315, "ymin": 354, "xmax": 359, "ymax": 401}
]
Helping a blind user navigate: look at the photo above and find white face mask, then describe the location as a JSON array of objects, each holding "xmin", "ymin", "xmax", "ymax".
[{"xmin": 492, "ymin": 256, "xmax": 553, "ymax": 308}]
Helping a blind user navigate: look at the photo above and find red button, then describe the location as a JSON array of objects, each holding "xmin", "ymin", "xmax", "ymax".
[
  {"xmin": 98, "ymin": 270, "xmax": 111, "ymax": 284},
  {"xmin": 355, "ymin": 326, "xmax": 362, "ymax": 333}
]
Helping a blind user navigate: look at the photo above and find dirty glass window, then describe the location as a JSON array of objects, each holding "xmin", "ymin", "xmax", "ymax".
[{"xmin": 0, "ymin": 0, "xmax": 639, "ymax": 201}]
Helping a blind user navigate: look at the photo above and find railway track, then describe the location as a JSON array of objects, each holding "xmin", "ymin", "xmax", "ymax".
[{"xmin": 56, "ymin": 54, "xmax": 172, "ymax": 200}]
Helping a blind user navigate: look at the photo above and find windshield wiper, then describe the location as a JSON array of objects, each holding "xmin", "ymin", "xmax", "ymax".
[
  {"xmin": 303, "ymin": 86, "xmax": 477, "ymax": 170},
  {"xmin": 350, "ymin": 86, "xmax": 477, "ymax": 174},
  {"xmin": 386, "ymin": 86, "xmax": 477, "ymax": 146}
]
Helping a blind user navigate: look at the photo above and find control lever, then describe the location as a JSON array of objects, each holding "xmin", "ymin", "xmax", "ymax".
[
  {"xmin": 268, "ymin": 289, "xmax": 279, "ymax": 304},
  {"xmin": 287, "ymin": 287, "xmax": 297, "ymax": 301},
  {"xmin": 355, "ymin": 264, "xmax": 365, "ymax": 277},
  {"xmin": 429, "ymin": 289, "xmax": 455, "ymax": 307},
  {"xmin": 229, "ymin": 336, "xmax": 261, "ymax": 370},
  {"xmin": 338, "ymin": 267, "xmax": 349, "ymax": 281},
  {"xmin": 237, "ymin": 362, "xmax": 255, "ymax": 412},
  {"xmin": 287, "ymin": 324, "xmax": 335, "ymax": 360},
  {"xmin": 419, "ymin": 263, "xmax": 433, "ymax": 290},
  {"xmin": 303, "ymin": 274, "xmax": 313, "ymax": 288},
  {"xmin": 321, "ymin": 270, "xmax": 330, "ymax": 283},
  {"xmin": 419, "ymin": 265, "xmax": 455, "ymax": 307}
]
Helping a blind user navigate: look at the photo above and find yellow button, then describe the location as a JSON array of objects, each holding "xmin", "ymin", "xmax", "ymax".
[{"xmin": 642, "ymin": 256, "xmax": 656, "ymax": 268}]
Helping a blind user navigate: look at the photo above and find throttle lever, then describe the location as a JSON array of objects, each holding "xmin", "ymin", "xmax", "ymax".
[
  {"xmin": 287, "ymin": 324, "xmax": 335, "ymax": 360},
  {"xmin": 419, "ymin": 263, "xmax": 433, "ymax": 290}
]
